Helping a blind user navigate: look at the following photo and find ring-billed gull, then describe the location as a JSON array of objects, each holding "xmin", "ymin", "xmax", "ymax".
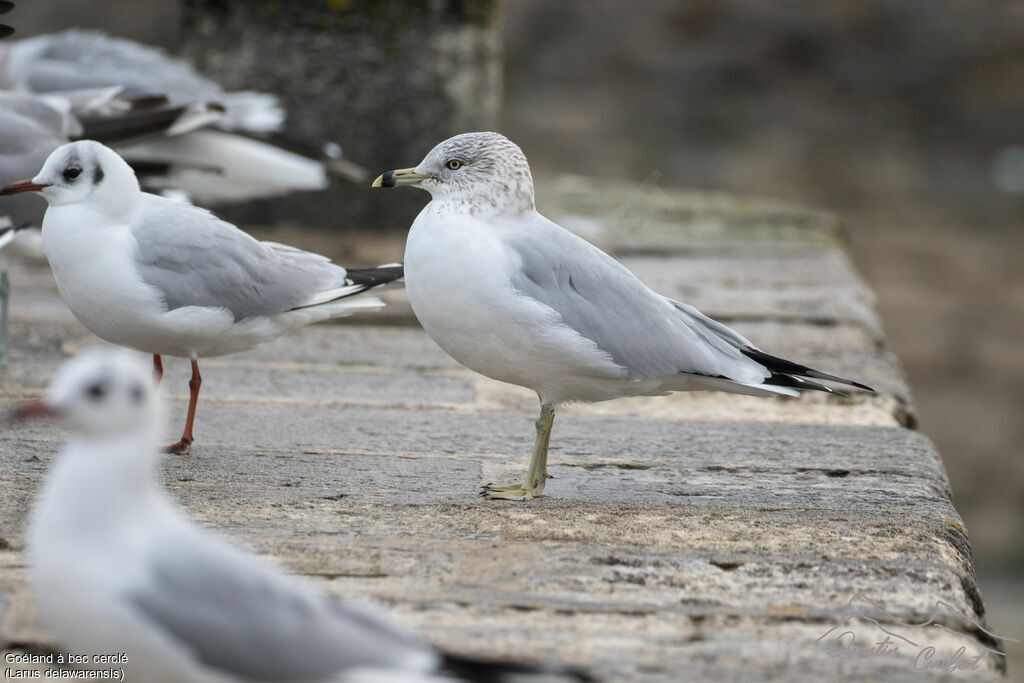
[
  {"xmin": 2, "ymin": 140, "xmax": 402, "ymax": 454},
  {"xmin": 373, "ymin": 132, "xmax": 873, "ymax": 501},
  {"xmin": 20, "ymin": 347, "xmax": 586, "ymax": 682}
]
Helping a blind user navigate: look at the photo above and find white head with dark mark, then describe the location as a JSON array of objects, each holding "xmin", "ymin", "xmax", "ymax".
[
  {"xmin": 373, "ymin": 132, "xmax": 535, "ymax": 216},
  {"xmin": 22, "ymin": 347, "xmax": 159, "ymax": 439},
  {"xmin": 0, "ymin": 140, "xmax": 139, "ymax": 213}
]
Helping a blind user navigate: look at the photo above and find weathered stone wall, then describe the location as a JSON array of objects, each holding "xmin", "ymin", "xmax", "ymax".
[{"xmin": 179, "ymin": 0, "xmax": 502, "ymax": 229}]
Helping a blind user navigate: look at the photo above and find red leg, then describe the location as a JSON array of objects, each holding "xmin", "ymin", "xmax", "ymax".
[
  {"xmin": 166, "ymin": 360, "xmax": 201, "ymax": 455},
  {"xmin": 152, "ymin": 354, "xmax": 163, "ymax": 384}
]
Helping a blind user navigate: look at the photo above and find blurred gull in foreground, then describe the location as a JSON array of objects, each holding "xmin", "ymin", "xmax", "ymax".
[
  {"xmin": 1, "ymin": 140, "xmax": 402, "ymax": 454},
  {"xmin": 23, "ymin": 348, "xmax": 586, "ymax": 682},
  {"xmin": 374, "ymin": 132, "xmax": 874, "ymax": 500}
]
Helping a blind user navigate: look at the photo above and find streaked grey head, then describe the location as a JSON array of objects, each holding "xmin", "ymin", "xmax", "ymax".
[
  {"xmin": 45, "ymin": 347, "xmax": 158, "ymax": 437},
  {"xmin": 376, "ymin": 132, "xmax": 535, "ymax": 216},
  {"xmin": 31, "ymin": 140, "xmax": 140, "ymax": 209}
]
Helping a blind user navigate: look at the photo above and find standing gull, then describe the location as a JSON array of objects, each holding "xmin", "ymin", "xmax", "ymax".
[
  {"xmin": 2, "ymin": 140, "xmax": 402, "ymax": 454},
  {"xmin": 21, "ymin": 348, "xmax": 586, "ymax": 683},
  {"xmin": 373, "ymin": 132, "xmax": 873, "ymax": 500}
]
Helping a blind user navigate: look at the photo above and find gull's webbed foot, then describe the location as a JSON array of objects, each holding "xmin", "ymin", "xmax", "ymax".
[
  {"xmin": 480, "ymin": 478, "xmax": 546, "ymax": 501},
  {"xmin": 480, "ymin": 402, "xmax": 556, "ymax": 501},
  {"xmin": 165, "ymin": 438, "xmax": 192, "ymax": 455}
]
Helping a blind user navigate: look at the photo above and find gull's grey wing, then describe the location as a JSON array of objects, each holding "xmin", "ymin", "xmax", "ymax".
[
  {"xmin": 506, "ymin": 216, "xmax": 770, "ymax": 385},
  {"xmin": 132, "ymin": 194, "xmax": 354, "ymax": 320},
  {"xmin": 129, "ymin": 537, "xmax": 437, "ymax": 681}
]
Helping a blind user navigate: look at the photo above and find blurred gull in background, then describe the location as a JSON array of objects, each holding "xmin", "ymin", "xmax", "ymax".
[
  {"xmin": 0, "ymin": 28, "xmax": 371, "ymax": 210},
  {"xmin": 374, "ymin": 132, "xmax": 873, "ymax": 500},
  {"xmin": 22, "ymin": 347, "xmax": 587, "ymax": 683},
  {"xmin": 1, "ymin": 140, "xmax": 402, "ymax": 454}
]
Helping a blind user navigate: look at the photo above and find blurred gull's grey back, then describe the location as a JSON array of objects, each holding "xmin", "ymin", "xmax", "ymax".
[
  {"xmin": 0, "ymin": 91, "xmax": 65, "ymax": 225},
  {"xmin": 0, "ymin": 29, "xmax": 283, "ymax": 134}
]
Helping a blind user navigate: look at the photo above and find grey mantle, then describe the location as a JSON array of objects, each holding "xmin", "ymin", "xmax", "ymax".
[{"xmin": 0, "ymin": 179, "xmax": 1006, "ymax": 681}]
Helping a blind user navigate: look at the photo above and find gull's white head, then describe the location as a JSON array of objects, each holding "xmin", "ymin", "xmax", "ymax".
[
  {"xmin": 372, "ymin": 132, "xmax": 535, "ymax": 215},
  {"xmin": 0, "ymin": 140, "xmax": 139, "ymax": 210},
  {"xmin": 27, "ymin": 347, "xmax": 158, "ymax": 438}
]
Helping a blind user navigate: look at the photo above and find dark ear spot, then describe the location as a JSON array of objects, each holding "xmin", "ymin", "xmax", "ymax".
[
  {"xmin": 129, "ymin": 382, "xmax": 145, "ymax": 405},
  {"xmin": 85, "ymin": 381, "xmax": 108, "ymax": 401},
  {"xmin": 94, "ymin": 165, "xmax": 104, "ymax": 185}
]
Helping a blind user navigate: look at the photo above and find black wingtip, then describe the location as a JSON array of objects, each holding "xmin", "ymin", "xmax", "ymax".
[
  {"xmin": 764, "ymin": 373, "xmax": 849, "ymax": 397},
  {"xmin": 344, "ymin": 265, "xmax": 404, "ymax": 288},
  {"xmin": 844, "ymin": 378, "xmax": 876, "ymax": 393},
  {"xmin": 741, "ymin": 347, "xmax": 875, "ymax": 393},
  {"xmin": 0, "ymin": 24, "xmax": 13, "ymax": 39},
  {"xmin": 440, "ymin": 653, "xmax": 595, "ymax": 682}
]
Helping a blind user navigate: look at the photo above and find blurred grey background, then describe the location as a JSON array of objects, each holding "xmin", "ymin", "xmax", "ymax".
[{"xmin": 7, "ymin": 0, "xmax": 1023, "ymax": 674}]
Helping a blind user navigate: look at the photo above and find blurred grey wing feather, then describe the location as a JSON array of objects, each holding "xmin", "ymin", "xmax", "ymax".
[
  {"xmin": 4, "ymin": 30, "xmax": 222, "ymax": 100},
  {"xmin": 0, "ymin": 91, "xmax": 70, "ymax": 139},
  {"xmin": 129, "ymin": 541, "xmax": 436, "ymax": 681},
  {"xmin": 0, "ymin": 93, "xmax": 67, "ymax": 225},
  {"xmin": 3, "ymin": 31, "xmax": 282, "ymax": 133},
  {"xmin": 507, "ymin": 217, "xmax": 769, "ymax": 385},
  {"xmin": 132, "ymin": 195, "xmax": 352, "ymax": 320}
]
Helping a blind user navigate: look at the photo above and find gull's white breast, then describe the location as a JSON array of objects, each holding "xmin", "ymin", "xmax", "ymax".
[
  {"xmin": 404, "ymin": 204, "xmax": 629, "ymax": 403},
  {"xmin": 41, "ymin": 203, "xmax": 275, "ymax": 358},
  {"xmin": 27, "ymin": 447, "xmax": 208, "ymax": 683},
  {"xmin": 41, "ymin": 203, "xmax": 190, "ymax": 353}
]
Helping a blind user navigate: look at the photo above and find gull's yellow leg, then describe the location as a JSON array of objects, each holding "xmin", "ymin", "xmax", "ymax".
[{"xmin": 482, "ymin": 403, "xmax": 556, "ymax": 501}]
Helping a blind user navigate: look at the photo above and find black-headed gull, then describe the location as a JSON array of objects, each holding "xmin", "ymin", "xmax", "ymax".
[
  {"xmin": 373, "ymin": 132, "xmax": 873, "ymax": 500},
  {"xmin": 2, "ymin": 140, "xmax": 402, "ymax": 454},
  {"xmin": 21, "ymin": 347, "xmax": 586, "ymax": 682}
]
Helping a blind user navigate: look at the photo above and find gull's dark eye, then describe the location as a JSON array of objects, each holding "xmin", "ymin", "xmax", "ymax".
[
  {"xmin": 129, "ymin": 383, "xmax": 145, "ymax": 405},
  {"xmin": 445, "ymin": 159, "xmax": 463, "ymax": 171},
  {"xmin": 85, "ymin": 381, "xmax": 107, "ymax": 401},
  {"xmin": 63, "ymin": 166, "xmax": 82, "ymax": 182}
]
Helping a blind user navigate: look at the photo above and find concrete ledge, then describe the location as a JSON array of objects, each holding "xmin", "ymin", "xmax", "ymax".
[{"xmin": 0, "ymin": 183, "xmax": 1004, "ymax": 680}]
